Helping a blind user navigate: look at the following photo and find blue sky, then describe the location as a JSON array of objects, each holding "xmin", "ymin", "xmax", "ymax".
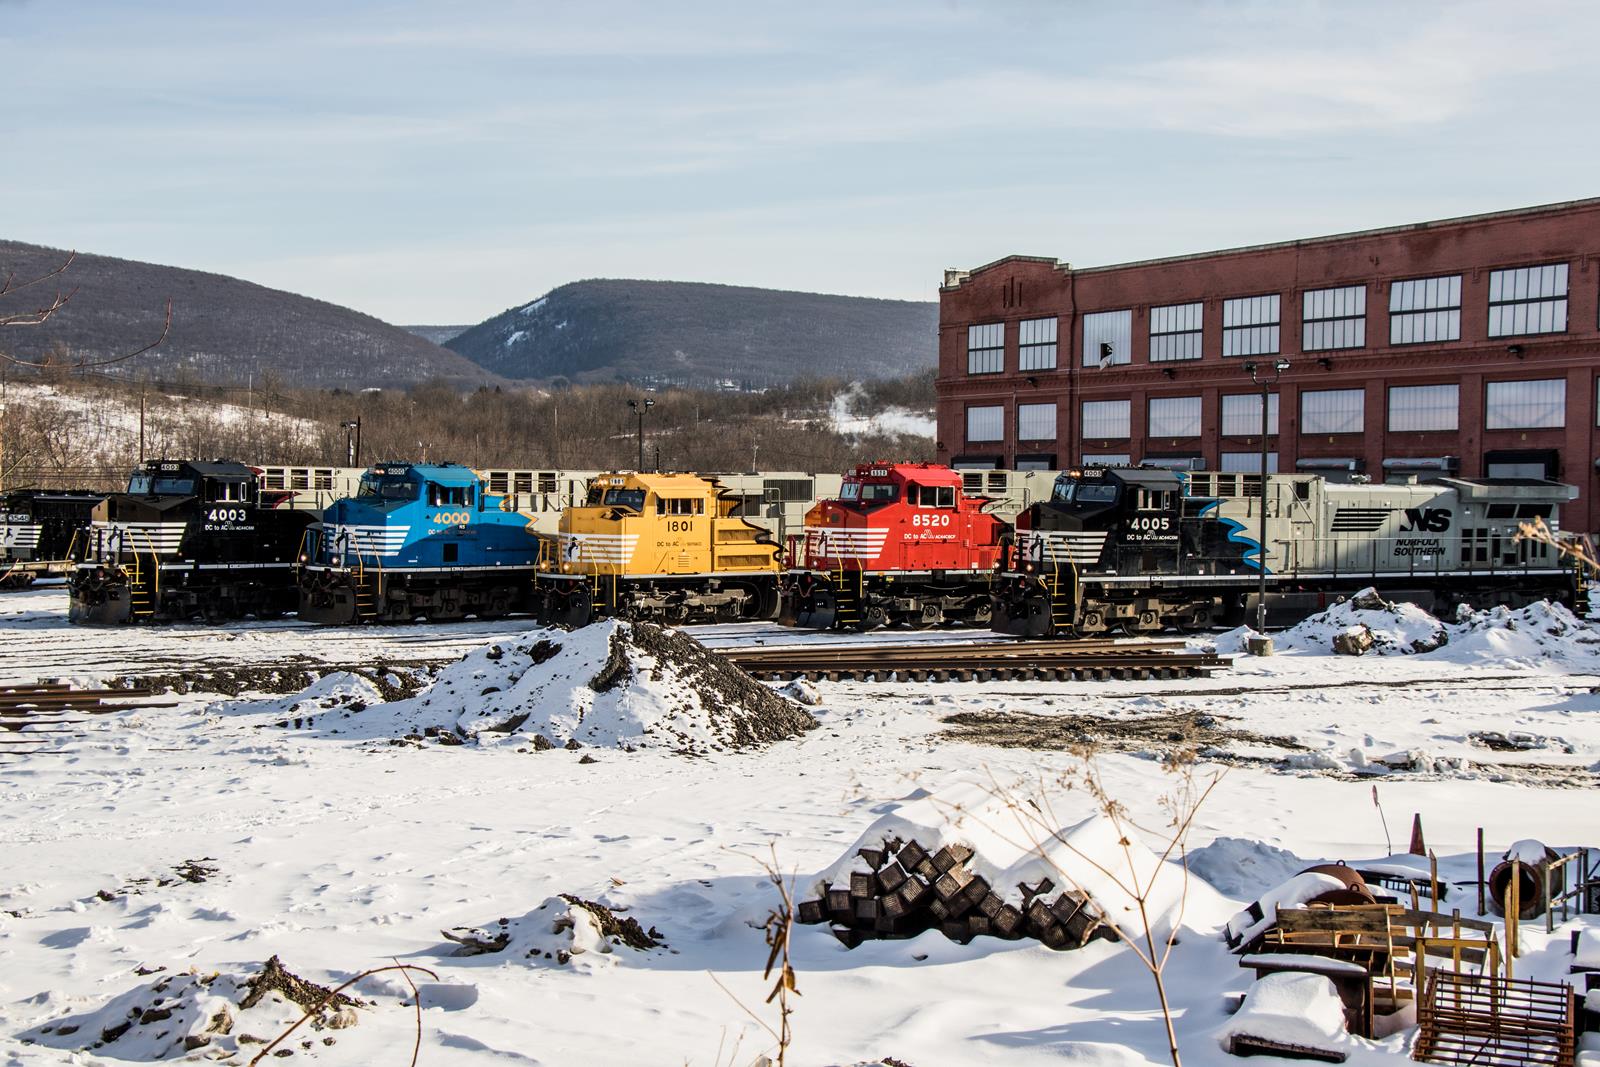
[{"xmin": 3, "ymin": 1, "xmax": 1598, "ymax": 324}]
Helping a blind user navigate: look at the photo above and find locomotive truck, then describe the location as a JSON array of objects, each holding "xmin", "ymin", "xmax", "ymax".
[
  {"xmin": 991, "ymin": 465, "xmax": 1581, "ymax": 638},
  {"xmin": 783, "ymin": 462, "xmax": 1007, "ymax": 630},
  {"xmin": 69, "ymin": 460, "xmax": 315, "ymax": 623}
]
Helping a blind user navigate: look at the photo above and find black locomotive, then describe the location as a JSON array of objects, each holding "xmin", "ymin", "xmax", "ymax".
[
  {"xmin": 1, "ymin": 489, "xmax": 104, "ymax": 588},
  {"xmin": 69, "ymin": 460, "xmax": 317, "ymax": 624},
  {"xmin": 992, "ymin": 465, "xmax": 1581, "ymax": 638}
]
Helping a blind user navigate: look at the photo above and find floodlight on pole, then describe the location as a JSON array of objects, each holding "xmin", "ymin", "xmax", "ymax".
[
  {"xmin": 627, "ymin": 398, "xmax": 656, "ymax": 471},
  {"xmin": 1241, "ymin": 358, "xmax": 1290, "ymax": 639}
]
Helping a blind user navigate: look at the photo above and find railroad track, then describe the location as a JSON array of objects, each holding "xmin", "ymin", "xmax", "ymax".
[
  {"xmin": 0, "ymin": 681, "xmax": 176, "ymax": 757},
  {"xmin": 720, "ymin": 638, "xmax": 1231, "ymax": 682}
]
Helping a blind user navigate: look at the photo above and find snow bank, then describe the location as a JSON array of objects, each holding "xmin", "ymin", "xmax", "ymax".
[
  {"xmin": 1188, "ymin": 837, "xmax": 1313, "ymax": 899},
  {"xmin": 1446, "ymin": 601, "xmax": 1600, "ymax": 668},
  {"xmin": 1216, "ymin": 972, "xmax": 1350, "ymax": 1055},
  {"xmin": 291, "ymin": 621, "xmax": 817, "ymax": 754},
  {"xmin": 1265, "ymin": 590, "xmax": 1600, "ymax": 668}
]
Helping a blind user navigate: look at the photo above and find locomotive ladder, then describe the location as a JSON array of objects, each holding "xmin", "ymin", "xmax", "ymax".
[
  {"xmin": 125, "ymin": 529, "xmax": 158, "ymax": 619},
  {"xmin": 350, "ymin": 549, "xmax": 383, "ymax": 620},
  {"xmin": 830, "ymin": 559, "xmax": 864, "ymax": 629},
  {"xmin": 1044, "ymin": 540, "xmax": 1074, "ymax": 634}
]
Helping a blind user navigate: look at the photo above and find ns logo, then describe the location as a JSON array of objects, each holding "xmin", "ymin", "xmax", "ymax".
[{"xmin": 1400, "ymin": 507, "xmax": 1452, "ymax": 533}]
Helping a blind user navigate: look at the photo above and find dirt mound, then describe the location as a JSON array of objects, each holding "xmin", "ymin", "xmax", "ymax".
[
  {"xmin": 20, "ymin": 956, "xmax": 359, "ymax": 1060},
  {"xmin": 330, "ymin": 621, "xmax": 817, "ymax": 755},
  {"xmin": 441, "ymin": 895, "xmax": 666, "ymax": 970},
  {"xmin": 938, "ymin": 708, "xmax": 1306, "ymax": 762}
]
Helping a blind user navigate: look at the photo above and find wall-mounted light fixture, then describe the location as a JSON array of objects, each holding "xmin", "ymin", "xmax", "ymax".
[
  {"xmin": 1025, "ymin": 375, "xmax": 1039, "ymax": 387},
  {"xmin": 1317, "ymin": 356, "xmax": 1333, "ymax": 371},
  {"xmin": 1508, "ymin": 344, "xmax": 1525, "ymax": 360},
  {"xmin": 1161, "ymin": 367, "xmax": 1176, "ymax": 380}
]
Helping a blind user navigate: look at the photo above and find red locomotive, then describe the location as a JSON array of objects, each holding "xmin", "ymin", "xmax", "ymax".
[{"xmin": 783, "ymin": 462, "xmax": 1006, "ymax": 629}]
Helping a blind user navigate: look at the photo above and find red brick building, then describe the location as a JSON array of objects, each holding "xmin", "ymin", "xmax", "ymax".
[{"xmin": 935, "ymin": 197, "xmax": 1600, "ymax": 531}]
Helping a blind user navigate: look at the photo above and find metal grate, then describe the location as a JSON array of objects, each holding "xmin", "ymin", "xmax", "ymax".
[{"xmin": 1414, "ymin": 972, "xmax": 1573, "ymax": 1067}]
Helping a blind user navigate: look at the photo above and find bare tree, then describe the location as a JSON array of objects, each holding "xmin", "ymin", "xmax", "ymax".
[{"xmin": 0, "ymin": 250, "xmax": 172, "ymax": 369}]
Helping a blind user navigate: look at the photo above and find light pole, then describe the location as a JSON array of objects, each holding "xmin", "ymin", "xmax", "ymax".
[
  {"xmin": 341, "ymin": 417, "xmax": 362, "ymax": 467},
  {"xmin": 628, "ymin": 398, "xmax": 655, "ymax": 471},
  {"xmin": 1240, "ymin": 357, "xmax": 1290, "ymax": 639}
]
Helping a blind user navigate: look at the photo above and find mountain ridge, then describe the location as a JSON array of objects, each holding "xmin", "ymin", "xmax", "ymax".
[
  {"xmin": 0, "ymin": 240, "xmax": 496, "ymax": 388},
  {"xmin": 446, "ymin": 278, "xmax": 937, "ymax": 388}
]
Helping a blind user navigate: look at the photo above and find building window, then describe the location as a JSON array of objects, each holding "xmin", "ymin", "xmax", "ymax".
[
  {"xmin": 1081, "ymin": 453, "xmax": 1131, "ymax": 466},
  {"xmin": 1082, "ymin": 310, "xmax": 1132, "ymax": 367},
  {"xmin": 1303, "ymin": 285, "xmax": 1366, "ymax": 351},
  {"xmin": 1488, "ymin": 263, "xmax": 1568, "ymax": 337},
  {"xmin": 1221, "ymin": 294, "xmax": 1280, "ymax": 357},
  {"xmin": 1389, "ymin": 275, "xmax": 1461, "ymax": 344},
  {"xmin": 966, "ymin": 405, "xmax": 1004, "ymax": 443},
  {"xmin": 1220, "ymin": 393, "xmax": 1279, "ymax": 436},
  {"xmin": 966, "ymin": 323, "xmax": 1004, "ymax": 375},
  {"xmin": 1485, "ymin": 379, "xmax": 1565, "ymax": 430},
  {"xmin": 1018, "ymin": 317, "xmax": 1058, "ymax": 371},
  {"xmin": 1081, "ymin": 399, "xmax": 1131, "ymax": 439},
  {"xmin": 1147, "ymin": 395, "xmax": 1202, "ymax": 437},
  {"xmin": 1150, "ymin": 302, "xmax": 1203, "ymax": 362},
  {"xmin": 1387, "ymin": 384, "xmax": 1459, "ymax": 432},
  {"xmin": 1016, "ymin": 402, "xmax": 1057, "ymax": 441},
  {"xmin": 1301, "ymin": 388, "xmax": 1365, "ymax": 435},
  {"xmin": 1220, "ymin": 452, "xmax": 1279, "ymax": 473}
]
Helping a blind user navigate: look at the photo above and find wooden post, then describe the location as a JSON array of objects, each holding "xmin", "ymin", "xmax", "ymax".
[
  {"xmin": 1507, "ymin": 858, "xmax": 1520, "ymax": 975},
  {"xmin": 1429, "ymin": 850, "xmax": 1439, "ymax": 910},
  {"xmin": 1477, "ymin": 828, "xmax": 1486, "ymax": 916}
]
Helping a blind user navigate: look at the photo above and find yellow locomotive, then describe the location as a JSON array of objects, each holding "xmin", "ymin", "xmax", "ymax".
[{"xmin": 537, "ymin": 471, "xmax": 780, "ymax": 626}]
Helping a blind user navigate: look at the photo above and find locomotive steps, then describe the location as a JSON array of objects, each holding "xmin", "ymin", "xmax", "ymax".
[{"xmin": 719, "ymin": 637, "xmax": 1231, "ymax": 683}]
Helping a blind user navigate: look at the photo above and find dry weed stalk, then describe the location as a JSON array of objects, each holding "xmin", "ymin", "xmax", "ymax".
[
  {"xmin": 247, "ymin": 961, "xmax": 439, "ymax": 1067},
  {"xmin": 949, "ymin": 750, "xmax": 1222, "ymax": 1067},
  {"xmin": 1516, "ymin": 517, "xmax": 1599, "ymax": 578},
  {"xmin": 709, "ymin": 843, "xmax": 801, "ymax": 1067}
]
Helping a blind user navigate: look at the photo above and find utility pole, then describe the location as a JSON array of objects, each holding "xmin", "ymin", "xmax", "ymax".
[
  {"xmin": 1241, "ymin": 358, "xmax": 1290, "ymax": 649},
  {"xmin": 627, "ymin": 398, "xmax": 654, "ymax": 471}
]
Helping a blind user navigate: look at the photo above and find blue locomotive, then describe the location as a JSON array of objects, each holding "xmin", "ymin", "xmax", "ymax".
[{"xmin": 296, "ymin": 462, "xmax": 553, "ymax": 623}]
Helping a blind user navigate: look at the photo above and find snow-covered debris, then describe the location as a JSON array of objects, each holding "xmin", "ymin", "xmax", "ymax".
[
  {"xmin": 1224, "ymin": 868, "xmax": 1365, "ymax": 949},
  {"xmin": 441, "ymin": 895, "xmax": 665, "ymax": 971},
  {"xmin": 1447, "ymin": 600, "xmax": 1600, "ymax": 668},
  {"xmin": 21, "ymin": 956, "xmax": 358, "ymax": 1060},
  {"xmin": 1216, "ymin": 972, "xmax": 1351, "ymax": 1058},
  {"xmin": 1277, "ymin": 588, "xmax": 1448, "ymax": 656},
  {"xmin": 322, "ymin": 621, "xmax": 816, "ymax": 754}
]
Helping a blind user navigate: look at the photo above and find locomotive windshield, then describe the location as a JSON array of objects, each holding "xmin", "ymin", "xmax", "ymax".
[
  {"xmin": 1051, "ymin": 480, "xmax": 1118, "ymax": 505},
  {"xmin": 838, "ymin": 481, "xmax": 897, "ymax": 504},
  {"xmin": 357, "ymin": 474, "xmax": 419, "ymax": 502},
  {"xmin": 127, "ymin": 473, "xmax": 197, "ymax": 496},
  {"xmin": 601, "ymin": 488, "xmax": 647, "ymax": 511}
]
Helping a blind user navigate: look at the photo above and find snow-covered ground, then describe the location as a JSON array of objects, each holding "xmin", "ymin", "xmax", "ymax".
[{"xmin": 3, "ymin": 586, "xmax": 1600, "ymax": 1066}]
